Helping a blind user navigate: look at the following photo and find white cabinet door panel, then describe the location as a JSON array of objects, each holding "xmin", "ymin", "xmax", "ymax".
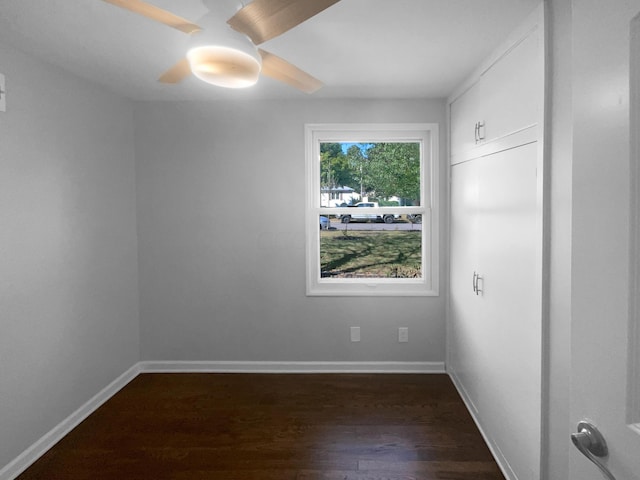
[
  {"xmin": 480, "ymin": 29, "xmax": 542, "ymax": 146},
  {"xmin": 449, "ymin": 143, "xmax": 541, "ymax": 480},
  {"xmin": 449, "ymin": 21, "xmax": 542, "ymax": 165},
  {"xmin": 449, "ymin": 159, "xmax": 481, "ymax": 411},
  {"xmin": 450, "ymin": 83, "xmax": 482, "ymax": 160},
  {"xmin": 477, "ymin": 142, "xmax": 541, "ymax": 480}
]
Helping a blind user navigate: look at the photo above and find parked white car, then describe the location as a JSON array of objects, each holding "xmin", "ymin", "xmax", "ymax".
[{"xmin": 340, "ymin": 202, "xmax": 398, "ymax": 224}]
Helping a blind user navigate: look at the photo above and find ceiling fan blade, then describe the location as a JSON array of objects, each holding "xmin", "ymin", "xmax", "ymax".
[
  {"xmin": 228, "ymin": 0, "xmax": 340, "ymax": 45},
  {"xmin": 102, "ymin": 0, "xmax": 201, "ymax": 34},
  {"xmin": 158, "ymin": 58, "xmax": 192, "ymax": 84},
  {"xmin": 259, "ymin": 49, "xmax": 323, "ymax": 94}
]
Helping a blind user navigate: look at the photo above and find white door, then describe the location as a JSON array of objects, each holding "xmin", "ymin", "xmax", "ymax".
[
  {"xmin": 449, "ymin": 159, "xmax": 479, "ymax": 397},
  {"xmin": 478, "ymin": 144, "xmax": 541, "ymax": 480},
  {"xmin": 570, "ymin": 0, "xmax": 640, "ymax": 478},
  {"xmin": 450, "ymin": 144, "xmax": 541, "ymax": 479}
]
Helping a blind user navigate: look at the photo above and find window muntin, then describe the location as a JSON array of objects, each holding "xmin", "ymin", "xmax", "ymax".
[{"xmin": 306, "ymin": 124, "xmax": 439, "ymax": 296}]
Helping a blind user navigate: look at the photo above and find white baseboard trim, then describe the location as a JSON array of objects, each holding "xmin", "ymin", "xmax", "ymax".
[
  {"xmin": 0, "ymin": 364, "xmax": 141, "ymax": 480},
  {"xmin": 1, "ymin": 360, "xmax": 444, "ymax": 480},
  {"xmin": 447, "ymin": 368, "xmax": 518, "ymax": 480},
  {"xmin": 139, "ymin": 360, "xmax": 446, "ymax": 374}
]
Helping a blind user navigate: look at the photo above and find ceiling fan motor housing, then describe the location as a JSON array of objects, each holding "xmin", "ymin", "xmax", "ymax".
[{"xmin": 187, "ymin": 7, "xmax": 262, "ymax": 88}]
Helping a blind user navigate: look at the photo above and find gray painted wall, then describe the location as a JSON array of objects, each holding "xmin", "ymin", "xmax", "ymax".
[
  {"xmin": 133, "ymin": 99, "xmax": 448, "ymax": 362},
  {"xmin": 0, "ymin": 42, "xmax": 139, "ymax": 469}
]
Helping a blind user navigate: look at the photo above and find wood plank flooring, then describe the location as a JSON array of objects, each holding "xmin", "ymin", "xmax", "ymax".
[{"xmin": 17, "ymin": 373, "xmax": 504, "ymax": 480}]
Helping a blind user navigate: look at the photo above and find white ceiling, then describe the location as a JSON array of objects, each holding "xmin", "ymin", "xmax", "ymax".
[{"xmin": 0, "ymin": 0, "xmax": 541, "ymax": 101}]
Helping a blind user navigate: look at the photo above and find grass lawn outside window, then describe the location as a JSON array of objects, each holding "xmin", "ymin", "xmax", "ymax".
[{"xmin": 320, "ymin": 229, "xmax": 422, "ymax": 279}]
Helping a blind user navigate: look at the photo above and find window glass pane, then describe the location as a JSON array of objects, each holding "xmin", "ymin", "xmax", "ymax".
[
  {"xmin": 306, "ymin": 123, "xmax": 438, "ymax": 296},
  {"xmin": 320, "ymin": 142, "xmax": 421, "ymax": 207},
  {"xmin": 319, "ymin": 216, "xmax": 423, "ymax": 279}
]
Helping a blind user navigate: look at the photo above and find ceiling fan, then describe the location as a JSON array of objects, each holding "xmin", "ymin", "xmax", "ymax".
[{"xmin": 102, "ymin": 0, "xmax": 341, "ymax": 93}]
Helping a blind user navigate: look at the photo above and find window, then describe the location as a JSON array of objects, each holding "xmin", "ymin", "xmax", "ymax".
[{"xmin": 305, "ymin": 123, "xmax": 439, "ymax": 296}]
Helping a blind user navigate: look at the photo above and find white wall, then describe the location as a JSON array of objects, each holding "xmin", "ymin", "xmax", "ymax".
[
  {"xmin": 0, "ymin": 42, "xmax": 139, "ymax": 470},
  {"xmin": 133, "ymin": 99, "xmax": 447, "ymax": 363}
]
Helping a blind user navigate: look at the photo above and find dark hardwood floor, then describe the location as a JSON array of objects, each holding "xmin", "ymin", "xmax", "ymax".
[{"xmin": 17, "ymin": 373, "xmax": 504, "ymax": 480}]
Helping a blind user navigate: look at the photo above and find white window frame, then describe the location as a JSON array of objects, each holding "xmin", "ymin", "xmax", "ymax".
[{"xmin": 305, "ymin": 123, "xmax": 439, "ymax": 296}]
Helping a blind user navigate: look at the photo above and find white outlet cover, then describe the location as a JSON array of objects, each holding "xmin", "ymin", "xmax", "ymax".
[
  {"xmin": 399, "ymin": 327, "xmax": 409, "ymax": 343},
  {"xmin": 350, "ymin": 326, "xmax": 361, "ymax": 342},
  {"xmin": 0, "ymin": 73, "xmax": 5, "ymax": 112}
]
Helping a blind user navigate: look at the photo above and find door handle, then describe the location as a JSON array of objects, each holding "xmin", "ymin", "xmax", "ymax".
[
  {"xmin": 473, "ymin": 272, "xmax": 482, "ymax": 296},
  {"xmin": 571, "ymin": 420, "xmax": 616, "ymax": 480},
  {"xmin": 474, "ymin": 121, "xmax": 485, "ymax": 144},
  {"xmin": 477, "ymin": 121, "xmax": 485, "ymax": 141}
]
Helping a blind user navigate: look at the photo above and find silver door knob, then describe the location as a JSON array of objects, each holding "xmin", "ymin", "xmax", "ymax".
[{"xmin": 571, "ymin": 420, "xmax": 615, "ymax": 480}]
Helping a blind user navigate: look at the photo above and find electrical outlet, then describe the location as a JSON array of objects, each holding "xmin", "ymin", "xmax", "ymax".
[
  {"xmin": 398, "ymin": 327, "xmax": 409, "ymax": 343},
  {"xmin": 350, "ymin": 326, "xmax": 361, "ymax": 342},
  {"xmin": 0, "ymin": 74, "xmax": 6, "ymax": 112}
]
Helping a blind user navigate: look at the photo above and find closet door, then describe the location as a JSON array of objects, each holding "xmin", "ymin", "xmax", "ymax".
[
  {"xmin": 449, "ymin": 23, "xmax": 542, "ymax": 166},
  {"xmin": 479, "ymin": 29, "xmax": 542, "ymax": 145},
  {"xmin": 448, "ymin": 159, "xmax": 481, "ymax": 407},
  {"xmin": 450, "ymin": 83, "xmax": 482, "ymax": 161},
  {"xmin": 476, "ymin": 142, "xmax": 541, "ymax": 480}
]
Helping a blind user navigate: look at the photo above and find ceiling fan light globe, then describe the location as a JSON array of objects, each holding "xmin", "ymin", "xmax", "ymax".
[
  {"xmin": 186, "ymin": 11, "xmax": 261, "ymax": 89},
  {"xmin": 187, "ymin": 46, "xmax": 261, "ymax": 88}
]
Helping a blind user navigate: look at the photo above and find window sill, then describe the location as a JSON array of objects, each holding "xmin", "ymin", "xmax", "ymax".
[{"xmin": 306, "ymin": 280, "xmax": 438, "ymax": 297}]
